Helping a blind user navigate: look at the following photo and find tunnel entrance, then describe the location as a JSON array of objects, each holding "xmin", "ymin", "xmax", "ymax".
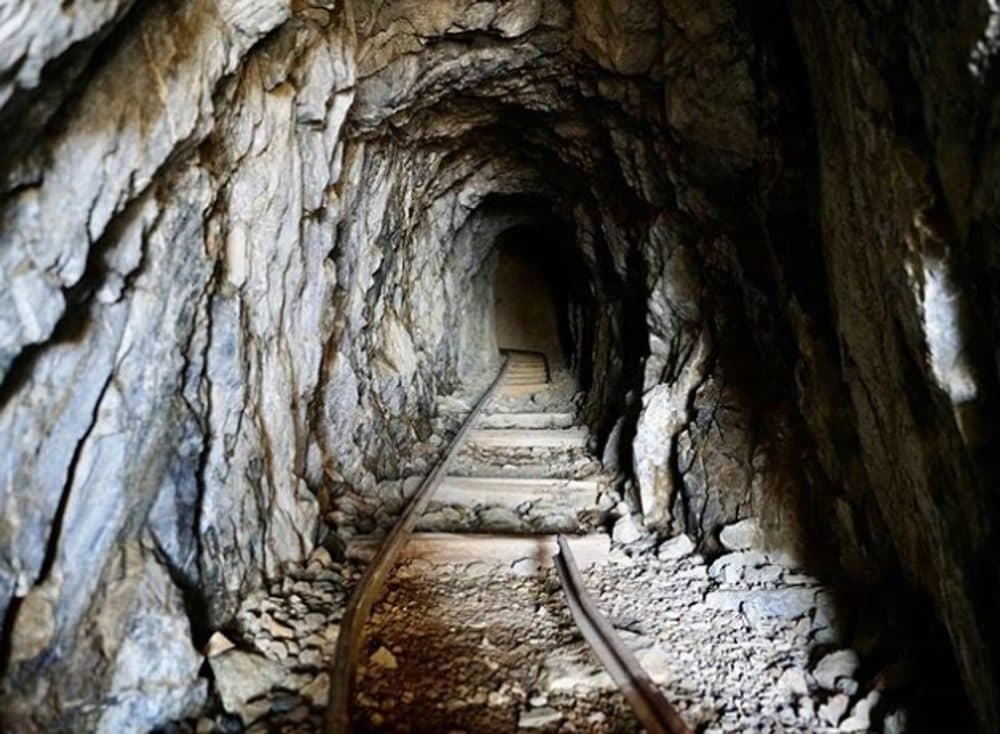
[{"xmin": 492, "ymin": 226, "xmax": 572, "ymax": 368}]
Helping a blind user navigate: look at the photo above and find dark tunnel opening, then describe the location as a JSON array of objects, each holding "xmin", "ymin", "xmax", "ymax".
[{"xmin": 492, "ymin": 226, "xmax": 574, "ymax": 370}]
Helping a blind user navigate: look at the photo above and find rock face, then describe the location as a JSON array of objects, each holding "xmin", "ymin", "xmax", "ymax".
[{"xmin": 0, "ymin": 0, "xmax": 998, "ymax": 731}]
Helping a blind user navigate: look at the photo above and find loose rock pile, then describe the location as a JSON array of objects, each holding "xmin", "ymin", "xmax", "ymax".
[
  {"xmin": 166, "ymin": 366, "xmax": 912, "ymax": 733},
  {"xmin": 319, "ymin": 372, "xmax": 493, "ymax": 541},
  {"xmin": 168, "ymin": 521, "xmax": 911, "ymax": 733},
  {"xmin": 351, "ymin": 521, "xmax": 909, "ymax": 733},
  {"xmin": 167, "ymin": 548, "xmax": 360, "ymax": 733}
]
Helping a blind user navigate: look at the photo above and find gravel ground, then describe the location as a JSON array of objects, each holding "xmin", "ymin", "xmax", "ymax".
[
  {"xmin": 165, "ymin": 364, "xmax": 909, "ymax": 733},
  {"xmin": 351, "ymin": 542, "xmax": 899, "ymax": 734}
]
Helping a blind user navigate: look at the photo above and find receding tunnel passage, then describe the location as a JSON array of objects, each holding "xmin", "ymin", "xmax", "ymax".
[
  {"xmin": 1, "ymin": 3, "xmax": 999, "ymax": 734},
  {"xmin": 493, "ymin": 227, "xmax": 572, "ymax": 366}
]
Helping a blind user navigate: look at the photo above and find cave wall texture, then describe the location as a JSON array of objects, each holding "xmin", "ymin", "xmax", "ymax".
[{"xmin": 1, "ymin": 0, "xmax": 999, "ymax": 731}]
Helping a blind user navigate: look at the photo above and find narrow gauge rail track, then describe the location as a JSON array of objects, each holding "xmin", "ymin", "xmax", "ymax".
[{"xmin": 324, "ymin": 351, "xmax": 692, "ymax": 734}]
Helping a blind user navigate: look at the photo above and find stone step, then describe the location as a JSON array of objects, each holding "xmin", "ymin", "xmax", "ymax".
[
  {"xmin": 505, "ymin": 354, "xmax": 545, "ymax": 363},
  {"xmin": 477, "ymin": 412, "xmax": 576, "ymax": 429},
  {"xmin": 507, "ymin": 362, "xmax": 545, "ymax": 372},
  {"xmin": 346, "ymin": 532, "xmax": 611, "ymax": 569},
  {"xmin": 434, "ymin": 476, "xmax": 600, "ymax": 509},
  {"xmin": 503, "ymin": 372, "xmax": 548, "ymax": 381},
  {"xmin": 466, "ymin": 428, "xmax": 589, "ymax": 449},
  {"xmin": 499, "ymin": 382, "xmax": 552, "ymax": 396}
]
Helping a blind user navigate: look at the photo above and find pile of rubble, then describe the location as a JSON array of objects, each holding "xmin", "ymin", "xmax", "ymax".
[
  {"xmin": 167, "ymin": 548, "xmax": 356, "ymax": 733},
  {"xmin": 348, "ymin": 517, "xmax": 911, "ymax": 733}
]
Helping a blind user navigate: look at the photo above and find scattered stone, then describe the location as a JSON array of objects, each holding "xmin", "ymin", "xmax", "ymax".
[
  {"xmin": 637, "ymin": 646, "xmax": 673, "ymax": 684},
  {"xmin": 403, "ymin": 475, "xmax": 424, "ymax": 497},
  {"xmin": 818, "ymin": 693, "xmax": 850, "ymax": 726},
  {"xmin": 597, "ymin": 492, "xmax": 617, "ymax": 512},
  {"xmin": 741, "ymin": 588, "xmax": 817, "ymax": 625},
  {"xmin": 511, "ymin": 557, "xmax": 541, "ymax": 577},
  {"xmin": 704, "ymin": 590, "xmax": 747, "ymax": 611},
  {"xmin": 438, "ymin": 396, "xmax": 471, "ymax": 414},
  {"xmin": 657, "ymin": 533, "xmax": 695, "ymax": 560},
  {"xmin": 612, "ymin": 513, "xmax": 644, "ymax": 544},
  {"xmin": 836, "ymin": 676, "xmax": 859, "ymax": 696},
  {"xmin": 261, "ymin": 614, "xmax": 295, "ymax": 639},
  {"xmin": 812, "ymin": 649, "xmax": 860, "ymax": 691},
  {"xmin": 309, "ymin": 547, "xmax": 333, "ymax": 568},
  {"xmin": 719, "ymin": 518, "xmax": 759, "ymax": 551},
  {"xmin": 812, "ymin": 590, "xmax": 842, "ymax": 643},
  {"xmin": 480, "ymin": 506, "xmax": 525, "ymax": 532},
  {"xmin": 776, "ymin": 667, "xmax": 810, "ymax": 697},
  {"xmin": 375, "ymin": 480, "xmax": 404, "ymax": 511},
  {"xmin": 463, "ymin": 561, "xmax": 492, "ymax": 578},
  {"xmin": 708, "ymin": 550, "xmax": 769, "ymax": 584},
  {"xmin": 370, "ymin": 646, "xmax": 398, "ymax": 670},
  {"xmin": 743, "ymin": 562, "xmax": 784, "ymax": 584},
  {"xmin": 544, "ymin": 656, "xmax": 613, "ymax": 693},
  {"xmin": 203, "ymin": 632, "xmax": 235, "ymax": 658},
  {"xmin": 518, "ymin": 706, "xmax": 563, "ymax": 728},
  {"xmin": 839, "ymin": 689, "xmax": 880, "ymax": 731},
  {"xmin": 209, "ymin": 650, "xmax": 288, "ymax": 723},
  {"xmin": 299, "ymin": 648, "xmax": 322, "ymax": 667},
  {"xmin": 257, "ymin": 639, "xmax": 288, "ymax": 661},
  {"xmin": 302, "ymin": 673, "xmax": 330, "ymax": 707},
  {"xmin": 488, "ymin": 690, "xmax": 509, "ymax": 707}
]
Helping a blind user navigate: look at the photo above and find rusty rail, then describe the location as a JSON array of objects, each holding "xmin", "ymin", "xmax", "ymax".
[
  {"xmin": 554, "ymin": 535, "xmax": 693, "ymax": 734},
  {"xmin": 323, "ymin": 355, "xmax": 511, "ymax": 733}
]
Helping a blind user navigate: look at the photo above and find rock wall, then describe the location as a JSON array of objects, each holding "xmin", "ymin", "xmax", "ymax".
[
  {"xmin": 0, "ymin": 0, "xmax": 998, "ymax": 731},
  {"xmin": 788, "ymin": 3, "xmax": 1000, "ymax": 729},
  {"xmin": 0, "ymin": 1, "xmax": 500, "ymax": 729}
]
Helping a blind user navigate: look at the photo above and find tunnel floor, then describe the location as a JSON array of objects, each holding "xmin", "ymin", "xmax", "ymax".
[{"xmin": 174, "ymin": 363, "xmax": 901, "ymax": 733}]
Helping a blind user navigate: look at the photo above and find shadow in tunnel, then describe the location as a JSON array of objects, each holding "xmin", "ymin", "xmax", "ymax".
[
  {"xmin": 672, "ymin": 4, "xmax": 983, "ymax": 728},
  {"xmin": 492, "ymin": 229, "xmax": 569, "ymax": 369}
]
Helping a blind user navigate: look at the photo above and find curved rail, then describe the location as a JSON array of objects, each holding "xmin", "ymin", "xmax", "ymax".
[
  {"xmin": 554, "ymin": 535, "xmax": 693, "ymax": 734},
  {"xmin": 323, "ymin": 355, "xmax": 511, "ymax": 733}
]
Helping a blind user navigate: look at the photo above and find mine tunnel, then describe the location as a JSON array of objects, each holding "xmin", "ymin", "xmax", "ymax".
[
  {"xmin": 2, "ymin": 2, "xmax": 1000, "ymax": 734},
  {"xmin": 492, "ymin": 227, "xmax": 570, "ymax": 367}
]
